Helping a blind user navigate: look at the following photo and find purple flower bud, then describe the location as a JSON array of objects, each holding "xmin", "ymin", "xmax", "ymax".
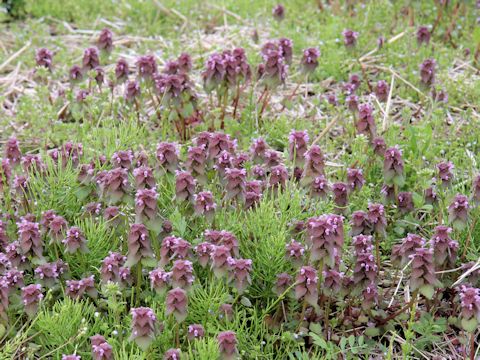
[
  {"xmin": 323, "ymin": 268, "xmax": 344, "ymax": 296},
  {"xmin": 424, "ymin": 186, "xmax": 438, "ymax": 205},
  {"xmin": 448, "ymin": 194, "xmax": 469, "ymax": 230},
  {"xmin": 164, "ymin": 349, "xmax": 181, "ymax": 360},
  {"xmin": 187, "ymin": 324, "xmax": 205, "ymax": 340},
  {"xmin": 342, "ymin": 29, "xmax": 359, "ymax": 47},
  {"xmin": 269, "ymin": 164, "xmax": 288, "ymax": 189},
  {"xmin": 367, "ymin": 203, "xmax": 387, "ymax": 235},
  {"xmin": 5, "ymin": 137, "xmax": 21, "ymax": 165},
  {"xmin": 97, "ymin": 28, "xmax": 113, "ymax": 53},
  {"xmin": 436, "ymin": 161, "xmax": 454, "ymax": 186},
  {"xmin": 419, "ymin": 58, "xmax": 436, "ymax": 87},
  {"xmin": 416, "ymin": 26, "xmax": 431, "ymax": 45},
  {"xmin": 102, "ymin": 167, "xmax": 130, "ymax": 204},
  {"xmin": 347, "ymin": 168, "xmax": 365, "ymax": 192},
  {"xmin": 115, "ymin": 58, "xmax": 130, "ymax": 83},
  {"xmin": 278, "ymin": 38, "xmax": 293, "ymax": 64},
  {"xmin": 285, "ymin": 239, "xmax": 305, "ymax": 266},
  {"xmin": 133, "ymin": 166, "xmax": 156, "ymax": 189},
  {"xmin": 193, "ymin": 191, "xmax": 216, "ymax": 220},
  {"xmin": 35, "ymin": 48, "xmax": 53, "ymax": 69},
  {"xmin": 21, "ymin": 284, "xmax": 43, "ymax": 316},
  {"xmin": 346, "ymin": 94, "xmax": 359, "ymax": 112},
  {"xmin": 300, "ymin": 48, "xmax": 320, "ymax": 73},
  {"xmin": 211, "ymin": 245, "xmax": 231, "ymax": 278},
  {"xmin": 34, "ymin": 261, "xmax": 64, "ymax": 287},
  {"xmin": 84, "ymin": 202, "xmax": 102, "ymax": 217},
  {"xmin": 250, "ymin": 137, "xmax": 269, "ymax": 164},
  {"xmin": 310, "ymin": 175, "xmax": 329, "ymax": 199},
  {"xmin": 374, "ymin": 80, "xmax": 389, "ymax": 102},
  {"xmin": 166, "ymin": 287, "xmax": 188, "ymax": 322},
  {"xmin": 306, "ymin": 214, "xmax": 344, "ymax": 267},
  {"xmin": 186, "ymin": 145, "xmax": 208, "ymax": 184},
  {"xmin": 83, "ymin": 47, "xmax": 100, "ymax": 71},
  {"xmin": 295, "ymin": 266, "xmax": 318, "ymax": 307},
  {"xmin": 272, "ymin": 4, "xmax": 285, "ymax": 21},
  {"xmin": 63, "ymin": 226, "xmax": 88, "ymax": 254},
  {"xmin": 258, "ymin": 48, "xmax": 288, "ymax": 88},
  {"xmin": 62, "ymin": 355, "xmax": 81, "ymax": 360},
  {"xmin": 126, "ymin": 223, "xmax": 154, "ymax": 267},
  {"xmin": 91, "ymin": 334, "xmax": 113, "ymax": 360},
  {"xmin": 3, "ymin": 268, "xmax": 24, "ymax": 288},
  {"xmin": 301, "ymin": 145, "xmax": 325, "ymax": 186},
  {"xmin": 156, "ymin": 142, "xmax": 179, "ymax": 174},
  {"xmin": 207, "ymin": 132, "xmax": 237, "ymax": 161},
  {"xmin": 473, "ymin": 175, "xmax": 480, "ymax": 204},
  {"xmin": 332, "ymin": 182, "xmax": 348, "ymax": 207},
  {"xmin": 227, "ymin": 257, "xmax": 252, "ymax": 293},
  {"xmin": 217, "ymin": 331, "xmax": 238, "ymax": 360},
  {"xmin": 136, "ymin": 55, "xmax": 157, "ymax": 80},
  {"xmin": 288, "ymin": 130, "xmax": 309, "ymax": 166},
  {"xmin": 397, "ymin": 191, "xmax": 414, "ymax": 214},
  {"xmin": 202, "ymin": 53, "xmax": 226, "ymax": 92},
  {"xmin": 273, "ymin": 272, "xmax": 292, "ymax": 296},
  {"xmin": 69, "ymin": 65, "xmax": 83, "ymax": 83},
  {"xmin": 100, "ymin": 252, "xmax": 126, "ymax": 284},
  {"xmin": 130, "ymin": 307, "xmax": 157, "ymax": 350},
  {"xmin": 194, "ymin": 242, "xmax": 214, "ymax": 268},
  {"xmin": 160, "ymin": 236, "xmax": 191, "ymax": 267},
  {"xmin": 384, "ymin": 146, "xmax": 404, "ymax": 186},
  {"xmin": 357, "ymin": 104, "xmax": 376, "ymax": 138},
  {"xmin": 430, "ymin": 225, "xmax": 458, "ymax": 269},
  {"xmin": 5, "ymin": 241, "xmax": 27, "ymax": 268},
  {"xmin": 66, "ymin": 275, "xmax": 97, "ymax": 299},
  {"xmin": 377, "ymin": 36, "xmax": 386, "ymax": 48}
]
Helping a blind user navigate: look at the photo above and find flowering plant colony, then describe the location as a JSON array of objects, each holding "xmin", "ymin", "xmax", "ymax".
[{"xmin": 1, "ymin": 1, "xmax": 480, "ymax": 359}]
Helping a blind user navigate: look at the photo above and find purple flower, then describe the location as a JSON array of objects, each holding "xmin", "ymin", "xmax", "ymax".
[
  {"xmin": 397, "ymin": 191, "xmax": 414, "ymax": 214},
  {"xmin": 5, "ymin": 137, "xmax": 21, "ymax": 165},
  {"xmin": 306, "ymin": 214, "xmax": 344, "ymax": 267},
  {"xmin": 159, "ymin": 236, "xmax": 191, "ymax": 267},
  {"xmin": 375, "ymin": 80, "xmax": 389, "ymax": 102},
  {"xmin": 21, "ymin": 284, "xmax": 43, "ymax": 316},
  {"xmin": 202, "ymin": 53, "xmax": 226, "ymax": 92},
  {"xmin": 424, "ymin": 187, "xmax": 438, "ymax": 205},
  {"xmin": 84, "ymin": 202, "xmax": 102, "ymax": 217},
  {"xmin": 346, "ymin": 94, "xmax": 359, "ymax": 112},
  {"xmin": 149, "ymin": 268, "xmax": 171, "ymax": 295},
  {"xmin": 166, "ymin": 287, "xmax": 188, "ymax": 322},
  {"xmin": 301, "ymin": 145, "xmax": 325, "ymax": 185},
  {"xmin": 171, "ymin": 260, "xmax": 195, "ymax": 290},
  {"xmin": 91, "ymin": 335, "xmax": 113, "ymax": 360},
  {"xmin": 136, "ymin": 55, "xmax": 157, "ymax": 80},
  {"xmin": 133, "ymin": 166, "xmax": 156, "ymax": 189},
  {"xmin": 352, "ymin": 238, "xmax": 377, "ymax": 289},
  {"xmin": 97, "ymin": 28, "xmax": 113, "ymax": 53},
  {"xmin": 416, "ymin": 26, "xmax": 431, "ymax": 45},
  {"xmin": 164, "ymin": 349, "xmax": 181, "ymax": 360},
  {"xmin": 100, "ymin": 252, "xmax": 127, "ymax": 284},
  {"xmin": 269, "ymin": 164, "xmax": 288, "ymax": 189},
  {"xmin": 457, "ymin": 285, "xmax": 480, "ymax": 332},
  {"xmin": 448, "ymin": 194, "xmax": 469, "ymax": 230},
  {"xmin": 102, "ymin": 167, "xmax": 130, "ymax": 204},
  {"xmin": 367, "ymin": 203, "xmax": 387, "ymax": 235},
  {"xmin": 135, "ymin": 188, "xmax": 159, "ymax": 223},
  {"xmin": 156, "ymin": 142, "xmax": 179, "ymax": 174},
  {"xmin": 186, "ymin": 145, "xmax": 208, "ymax": 184},
  {"xmin": 258, "ymin": 47, "xmax": 288, "ymax": 88},
  {"xmin": 5, "ymin": 241, "xmax": 27, "ymax": 268},
  {"xmin": 3, "ymin": 268, "xmax": 24, "ymax": 289},
  {"xmin": 69, "ymin": 65, "xmax": 83, "ymax": 83},
  {"xmin": 278, "ymin": 38, "xmax": 293, "ymax": 64},
  {"xmin": 377, "ymin": 36, "xmax": 386, "ymax": 48},
  {"xmin": 372, "ymin": 137, "xmax": 386, "ymax": 157},
  {"xmin": 473, "ymin": 175, "xmax": 480, "ymax": 204},
  {"xmin": 264, "ymin": 149, "xmax": 283, "ymax": 168},
  {"xmin": 111, "ymin": 150, "xmax": 134, "ymax": 169},
  {"xmin": 384, "ymin": 146, "xmax": 405, "ymax": 186},
  {"xmin": 430, "ymin": 225, "xmax": 458, "ymax": 269},
  {"xmin": 332, "ymin": 182, "xmax": 348, "ymax": 207},
  {"xmin": 130, "ymin": 307, "xmax": 157, "ymax": 350},
  {"xmin": 217, "ymin": 331, "xmax": 238, "ymax": 360},
  {"xmin": 0, "ymin": 158, "xmax": 12, "ymax": 192},
  {"xmin": 323, "ymin": 269, "xmax": 344, "ymax": 296},
  {"xmin": 62, "ymin": 355, "xmax": 81, "ymax": 360},
  {"xmin": 392, "ymin": 233, "xmax": 426, "ymax": 267},
  {"xmin": 250, "ymin": 137, "xmax": 269, "ymax": 164},
  {"xmin": 115, "ymin": 58, "xmax": 130, "ymax": 83},
  {"xmin": 410, "ymin": 247, "xmax": 440, "ymax": 299},
  {"xmin": 17, "ymin": 219, "xmax": 43, "ymax": 259},
  {"xmin": 295, "ymin": 266, "xmax": 318, "ymax": 307},
  {"xmin": 272, "ymin": 4, "xmax": 285, "ymax": 21},
  {"xmin": 350, "ymin": 211, "xmax": 372, "ymax": 236},
  {"xmin": 187, "ymin": 324, "xmax": 205, "ymax": 340},
  {"xmin": 211, "ymin": 245, "xmax": 231, "ymax": 278},
  {"xmin": 309, "ymin": 175, "xmax": 329, "ymax": 199},
  {"xmin": 342, "ymin": 29, "xmax": 359, "ymax": 47},
  {"xmin": 21, "ymin": 154, "xmax": 45, "ymax": 174},
  {"xmin": 357, "ymin": 103, "xmax": 376, "ymax": 138},
  {"xmin": 207, "ymin": 132, "xmax": 237, "ymax": 160},
  {"xmin": 224, "ymin": 168, "xmax": 246, "ymax": 202},
  {"xmin": 125, "ymin": 80, "xmax": 141, "ymax": 101},
  {"xmin": 273, "ymin": 272, "xmax": 292, "ymax": 296},
  {"xmin": 432, "ymin": 88, "xmax": 448, "ymax": 103},
  {"xmin": 175, "ymin": 170, "xmax": 196, "ymax": 203},
  {"xmin": 82, "ymin": 47, "xmax": 100, "ymax": 71},
  {"xmin": 227, "ymin": 257, "xmax": 252, "ymax": 293},
  {"xmin": 126, "ymin": 223, "xmax": 154, "ymax": 267},
  {"xmin": 436, "ymin": 161, "xmax": 454, "ymax": 186},
  {"xmin": 347, "ymin": 168, "xmax": 365, "ymax": 192},
  {"xmin": 63, "ymin": 226, "xmax": 88, "ymax": 254},
  {"xmin": 288, "ymin": 130, "xmax": 309, "ymax": 166},
  {"xmin": 223, "ymin": 48, "xmax": 251, "ymax": 87},
  {"xmin": 66, "ymin": 275, "xmax": 97, "ymax": 299},
  {"xmin": 285, "ymin": 239, "xmax": 305, "ymax": 266},
  {"xmin": 34, "ymin": 261, "xmax": 65, "ymax": 287},
  {"xmin": 193, "ymin": 191, "xmax": 216, "ymax": 220},
  {"xmin": 419, "ymin": 58, "xmax": 436, "ymax": 87},
  {"xmin": 192, "ymin": 241, "xmax": 214, "ymax": 267},
  {"xmin": 35, "ymin": 48, "xmax": 53, "ymax": 69},
  {"xmin": 300, "ymin": 48, "xmax": 320, "ymax": 73}
]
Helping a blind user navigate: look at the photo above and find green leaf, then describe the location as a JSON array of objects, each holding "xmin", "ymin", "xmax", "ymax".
[
  {"xmin": 240, "ymin": 296, "xmax": 252, "ymax": 307},
  {"xmin": 419, "ymin": 284, "xmax": 435, "ymax": 299},
  {"xmin": 309, "ymin": 322, "xmax": 322, "ymax": 335},
  {"xmin": 339, "ymin": 337, "xmax": 347, "ymax": 351},
  {"xmin": 365, "ymin": 326, "xmax": 380, "ymax": 337},
  {"xmin": 461, "ymin": 317, "xmax": 478, "ymax": 333},
  {"xmin": 348, "ymin": 335, "xmax": 355, "ymax": 347}
]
